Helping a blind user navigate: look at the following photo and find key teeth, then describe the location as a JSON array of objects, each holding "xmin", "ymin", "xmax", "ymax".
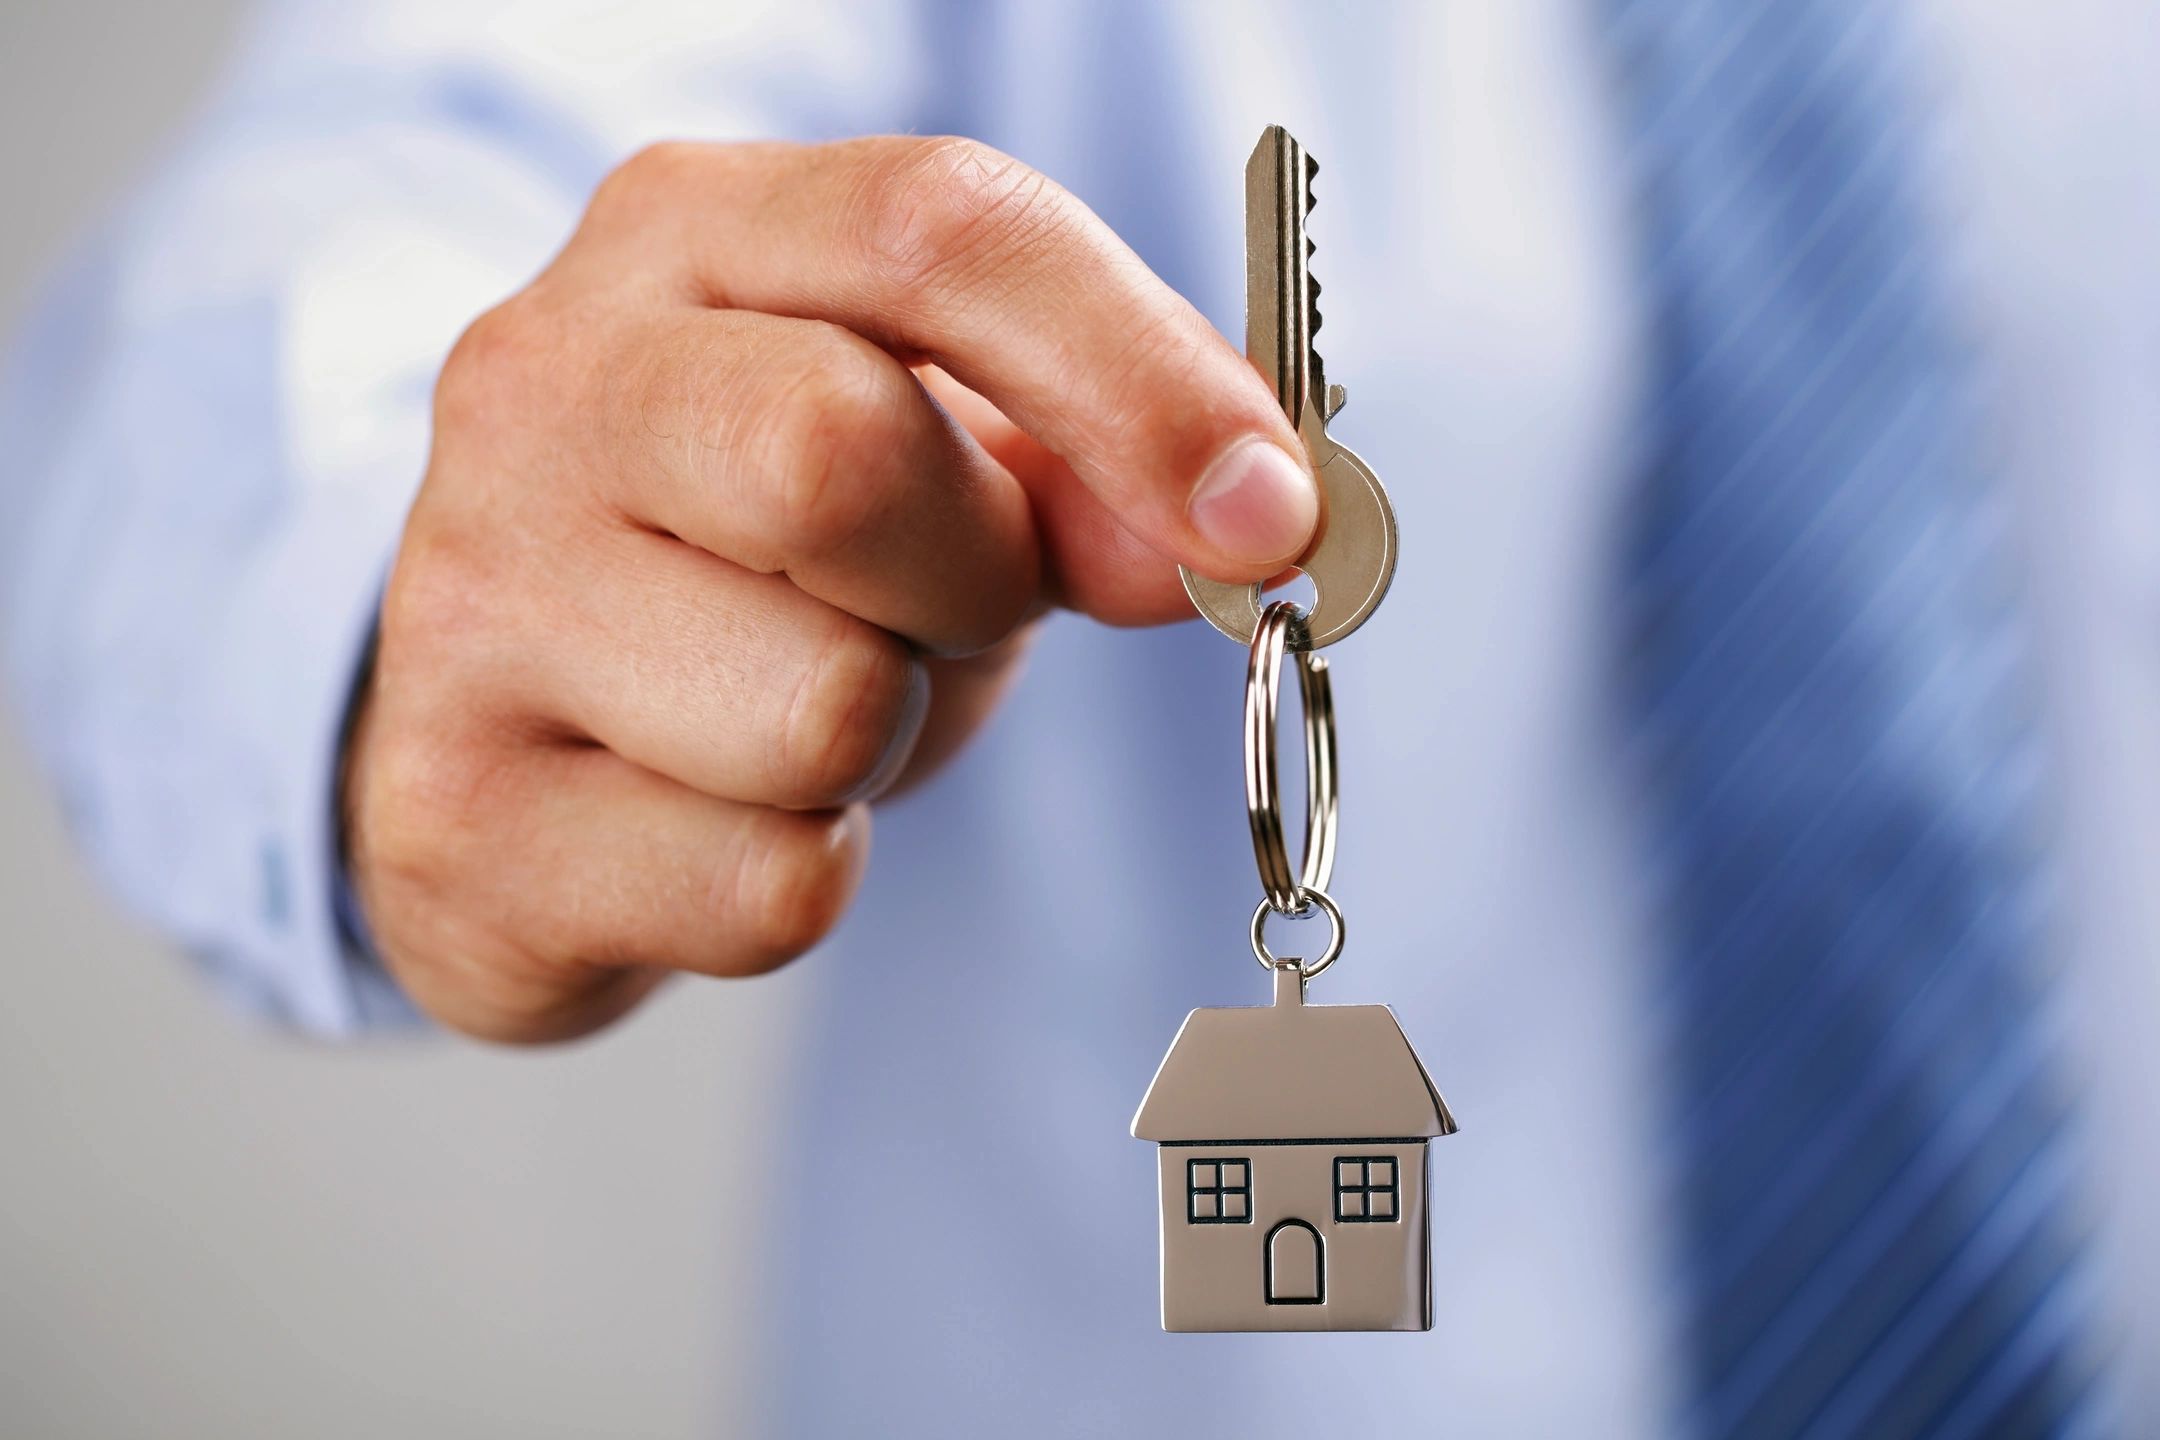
[{"xmin": 1295, "ymin": 141, "xmax": 1328, "ymax": 423}]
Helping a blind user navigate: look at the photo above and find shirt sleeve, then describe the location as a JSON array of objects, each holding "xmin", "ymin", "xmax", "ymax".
[{"xmin": 0, "ymin": 0, "xmax": 940, "ymax": 1034}]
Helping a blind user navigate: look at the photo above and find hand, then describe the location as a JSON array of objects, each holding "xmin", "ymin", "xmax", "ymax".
[{"xmin": 345, "ymin": 137, "xmax": 1316, "ymax": 1042}]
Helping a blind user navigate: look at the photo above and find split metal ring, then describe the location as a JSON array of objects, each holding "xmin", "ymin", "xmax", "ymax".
[
  {"xmin": 1250, "ymin": 886, "xmax": 1346, "ymax": 978},
  {"xmin": 1245, "ymin": 601, "xmax": 1338, "ymax": 915}
]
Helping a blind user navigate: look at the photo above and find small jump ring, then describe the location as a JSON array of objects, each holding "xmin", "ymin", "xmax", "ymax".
[
  {"xmin": 1245, "ymin": 601, "xmax": 1338, "ymax": 914},
  {"xmin": 1249, "ymin": 887, "xmax": 1346, "ymax": 978}
]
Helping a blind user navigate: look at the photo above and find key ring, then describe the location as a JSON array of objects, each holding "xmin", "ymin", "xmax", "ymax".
[
  {"xmin": 1245, "ymin": 600, "xmax": 1338, "ymax": 915},
  {"xmin": 1249, "ymin": 886, "xmax": 1345, "ymax": 978}
]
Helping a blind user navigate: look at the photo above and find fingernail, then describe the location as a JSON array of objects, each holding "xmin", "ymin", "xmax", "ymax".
[
  {"xmin": 1188, "ymin": 438, "xmax": 1317, "ymax": 568},
  {"xmin": 841, "ymin": 659, "xmax": 930, "ymax": 806}
]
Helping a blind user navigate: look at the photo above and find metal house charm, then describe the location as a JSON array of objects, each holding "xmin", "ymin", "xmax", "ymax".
[
  {"xmin": 1131, "ymin": 601, "xmax": 1457, "ymax": 1332},
  {"xmin": 1133, "ymin": 961, "xmax": 1455, "ymax": 1332}
]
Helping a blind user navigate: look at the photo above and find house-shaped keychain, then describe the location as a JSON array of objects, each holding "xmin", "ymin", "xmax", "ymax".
[{"xmin": 1132, "ymin": 963, "xmax": 1456, "ymax": 1332}]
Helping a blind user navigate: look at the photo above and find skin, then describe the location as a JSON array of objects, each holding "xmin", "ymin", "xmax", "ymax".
[{"xmin": 345, "ymin": 137, "xmax": 1318, "ymax": 1043}]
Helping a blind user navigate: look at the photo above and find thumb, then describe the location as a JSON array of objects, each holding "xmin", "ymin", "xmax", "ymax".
[
  {"xmin": 988, "ymin": 307, "xmax": 1320, "ymax": 585},
  {"xmin": 919, "ymin": 366, "xmax": 1299, "ymax": 626}
]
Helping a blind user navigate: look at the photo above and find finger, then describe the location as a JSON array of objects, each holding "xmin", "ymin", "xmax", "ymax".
[
  {"xmin": 889, "ymin": 627, "xmax": 1038, "ymax": 797},
  {"xmin": 918, "ymin": 365, "xmax": 1195, "ymax": 626},
  {"xmin": 355, "ymin": 733, "xmax": 868, "ymax": 1045},
  {"xmin": 449, "ymin": 763, "xmax": 864, "ymax": 992},
  {"xmin": 523, "ymin": 755, "xmax": 869, "ymax": 981},
  {"xmin": 566, "ymin": 138, "xmax": 1317, "ymax": 581},
  {"xmin": 588, "ymin": 307, "xmax": 1040, "ymax": 656},
  {"xmin": 516, "ymin": 529, "xmax": 931, "ymax": 809}
]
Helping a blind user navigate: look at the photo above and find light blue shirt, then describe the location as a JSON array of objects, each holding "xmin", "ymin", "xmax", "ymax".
[{"xmin": 7, "ymin": 2, "xmax": 2160, "ymax": 1434}]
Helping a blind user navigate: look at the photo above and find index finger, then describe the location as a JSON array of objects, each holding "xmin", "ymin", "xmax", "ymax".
[{"xmin": 564, "ymin": 137, "xmax": 1317, "ymax": 583}]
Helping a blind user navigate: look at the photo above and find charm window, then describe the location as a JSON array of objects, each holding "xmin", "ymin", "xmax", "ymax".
[
  {"xmin": 1187, "ymin": 1158, "xmax": 1251, "ymax": 1224},
  {"xmin": 1333, "ymin": 1156, "xmax": 1398, "ymax": 1222}
]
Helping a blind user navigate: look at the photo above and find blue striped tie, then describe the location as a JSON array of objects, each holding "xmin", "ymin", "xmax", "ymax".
[{"xmin": 1604, "ymin": 2, "xmax": 2112, "ymax": 1435}]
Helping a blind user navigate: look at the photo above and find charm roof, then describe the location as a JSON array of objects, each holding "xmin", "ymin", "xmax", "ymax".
[{"xmin": 1131, "ymin": 972, "xmax": 1456, "ymax": 1142}]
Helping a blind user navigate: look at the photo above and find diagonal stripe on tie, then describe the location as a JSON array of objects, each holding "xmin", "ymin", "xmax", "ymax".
[{"xmin": 1601, "ymin": 0, "xmax": 2110, "ymax": 1435}]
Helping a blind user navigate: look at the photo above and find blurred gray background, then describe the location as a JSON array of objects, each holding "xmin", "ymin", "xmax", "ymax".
[{"xmin": 0, "ymin": 4, "xmax": 800, "ymax": 1435}]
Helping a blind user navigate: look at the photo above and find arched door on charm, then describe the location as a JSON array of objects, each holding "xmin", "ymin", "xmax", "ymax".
[{"xmin": 1264, "ymin": 1219, "xmax": 1323, "ymax": 1305}]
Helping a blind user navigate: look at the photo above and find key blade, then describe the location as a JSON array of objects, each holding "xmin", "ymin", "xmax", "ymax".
[{"xmin": 1246, "ymin": 125, "xmax": 1318, "ymax": 429}]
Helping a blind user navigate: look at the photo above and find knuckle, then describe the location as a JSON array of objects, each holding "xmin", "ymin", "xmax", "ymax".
[
  {"xmin": 1093, "ymin": 302, "xmax": 1212, "ymax": 425},
  {"xmin": 857, "ymin": 135, "xmax": 1066, "ymax": 295},
  {"xmin": 363, "ymin": 547, "xmax": 522, "ymax": 879},
  {"xmin": 738, "ymin": 810, "xmax": 866, "ymax": 965},
  {"xmin": 777, "ymin": 617, "xmax": 921, "ymax": 805},
  {"xmin": 435, "ymin": 299, "xmax": 544, "ymax": 435},
  {"xmin": 351, "ymin": 718, "xmax": 495, "ymax": 883},
  {"xmin": 591, "ymin": 140, "xmax": 704, "ymax": 222},
  {"xmin": 379, "ymin": 514, "xmax": 496, "ymax": 667},
  {"xmin": 750, "ymin": 331, "xmax": 912, "ymax": 560}
]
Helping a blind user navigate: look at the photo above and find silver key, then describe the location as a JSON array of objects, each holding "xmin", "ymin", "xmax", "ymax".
[{"xmin": 1181, "ymin": 126, "xmax": 1398, "ymax": 650}]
